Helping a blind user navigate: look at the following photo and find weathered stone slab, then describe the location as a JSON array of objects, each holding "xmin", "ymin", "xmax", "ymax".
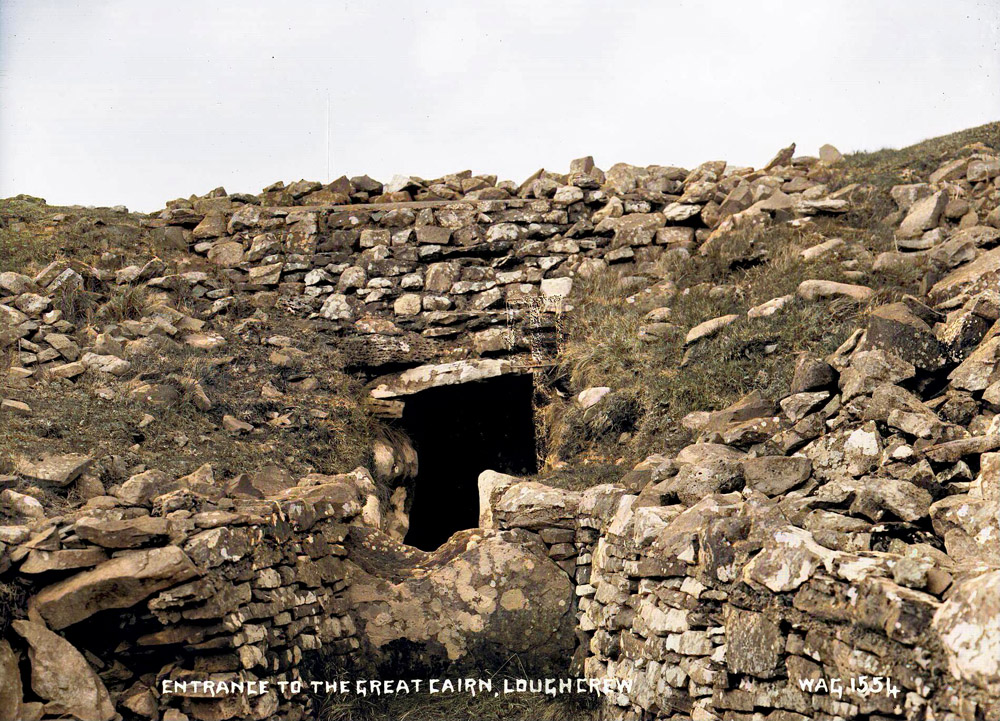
[
  {"xmin": 15, "ymin": 453, "xmax": 92, "ymax": 486},
  {"xmin": 12, "ymin": 620, "xmax": 115, "ymax": 721},
  {"xmin": 369, "ymin": 358, "xmax": 528, "ymax": 399},
  {"xmin": 74, "ymin": 516, "xmax": 172, "ymax": 548},
  {"xmin": 32, "ymin": 546, "xmax": 200, "ymax": 629}
]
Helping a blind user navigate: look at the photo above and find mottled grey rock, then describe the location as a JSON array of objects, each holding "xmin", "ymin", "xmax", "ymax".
[{"xmin": 12, "ymin": 621, "xmax": 115, "ymax": 721}]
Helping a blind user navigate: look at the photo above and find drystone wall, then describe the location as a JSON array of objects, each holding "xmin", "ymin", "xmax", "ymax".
[
  {"xmin": 1, "ymin": 469, "xmax": 371, "ymax": 721},
  {"xmin": 0, "ymin": 461, "xmax": 588, "ymax": 721},
  {"xmin": 489, "ymin": 476, "xmax": 1000, "ymax": 721},
  {"xmin": 146, "ymin": 154, "xmax": 854, "ymax": 377}
]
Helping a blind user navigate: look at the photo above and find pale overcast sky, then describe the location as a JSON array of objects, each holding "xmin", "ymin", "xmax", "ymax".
[{"xmin": 1, "ymin": 1, "xmax": 998, "ymax": 211}]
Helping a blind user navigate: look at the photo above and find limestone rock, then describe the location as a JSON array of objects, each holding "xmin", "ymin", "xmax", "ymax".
[
  {"xmin": 724, "ymin": 606, "xmax": 784, "ymax": 678},
  {"xmin": 393, "ymin": 293, "xmax": 422, "ymax": 316},
  {"xmin": 665, "ymin": 457, "xmax": 744, "ymax": 505},
  {"xmin": 206, "ymin": 240, "xmax": 244, "ymax": 267},
  {"xmin": 949, "ymin": 335, "xmax": 1000, "ymax": 391},
  {"xmin": 741, "ymin": 456, "xmax": 812, "ymax": 496},
  {"xmin": 478, "ymin": 470, "xmax": 521, "ymax": 529},
  {"xmin": 897, "ymin": 191, "xmax": 947, "ymax": 238},
  {"xmin": 933, "ymin": 571, "xmax": 1000, "ymax": 693},
  {"xmin": 0, "ymin": 489, "xmax": 45, "ymax": 519},
  {"xmin": 789, "ymin": 355, "xmax": 836, "ymax": 394},
  {"xmin": 867, "ymin": 302, "xmax": 947, "ymax": 371},
  {"xmin": 320, "ymin": 293, "xmax": 353, "ymax": 321},
  {"xmin": 743, "ymin": 526, "xmax": 832, "ymax": 592},
  {"xmin": 74, "ymin": 516, "xmax": 172, "ymax": 548},
  {"xmin": 12, "ymin": 620, "xmax": 115, "ymax": 721},
  {"xmin": 930, "ymin": 246, "xmax": 1000, "ymax": 303},
  {"xmin": 16, "ymin": 453, "xmax": 92, "ymax": 487},
  {"xmin": 494, "ymin": 482, "xmax": 580, "ymax": 530},
  {"xmin": 685, "ymin": 314, "xmax": 740, "ymax": 345},
  {"xmin": 0, "ymin": 639, "xmax": 23, "ymax": 721},
  {"xmin": 818, "ymin": 144, "xmax": 842, "ymax": 164},
  {"xmin": 347, "ymin": 528, "xmax": 574, "ymax": 672},
  {"xmin": 577, "ymin": 386, "xmax": 611, "ymax": 410},
  {"xmin": 797, "ymin": 279, "xmax": 873, "ymax": 303},
  {"xmin": 20, "ymin": 547, "xmax": 109, "ymax": 574},
  {"xmin": 839, "ymin": 350, "xmax": 915, "ymax": 401},
  {"xmin": 116, "ymin": 469, "xmax": 172, "ymax": 506},
  {"xmin": 32, "ymin": 546, "xmax": 200, "ymax": 629}
]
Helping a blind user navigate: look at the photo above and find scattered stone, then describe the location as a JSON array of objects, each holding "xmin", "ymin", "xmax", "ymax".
[
  {"xmin": 685, "ymin": 314, "xmax": 740, "ymax": 345},
  {"xmin": 796, "ymin": 279, "xmax": 874, "ymax": 303},
  {"xmin": 16, "ymin": 453, "xmax": 92, "ymax": 487}
]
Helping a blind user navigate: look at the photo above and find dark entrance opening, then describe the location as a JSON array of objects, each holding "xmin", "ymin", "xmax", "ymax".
[{"xmin": 401, "ymin": 373, "xmax": 537, "ymax": 550}]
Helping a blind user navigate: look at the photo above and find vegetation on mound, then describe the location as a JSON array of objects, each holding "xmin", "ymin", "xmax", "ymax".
[
  {"xmin": 1, "ymin": 199, "xmax": 377, "ymax": 498},
  {"xmin": 543, "ymin": 124, "xmax": 1000, "ymax": 479},
  {"xmin": 549, "ymin": 214, "xmax": 924, "ymax": 480},
  {"xmin": 0, "ymin": 196, "xmax": 150, "ymax": 274}
]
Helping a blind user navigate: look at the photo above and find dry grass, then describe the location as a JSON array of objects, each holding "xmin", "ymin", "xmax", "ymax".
[
  {"xmin": 834, "ymin": 121, "xmax": 1000, "ymax": 226},
  {"xmin": 0, "ymin": 197, "xmax": 377, "ymax": 496},
  {"xmin": 0, "ymin": 196, "xmax": 150, "ymax": 274},
  {"xmin": 551, "ymin": 209, "xmax": 925, "ymax": 471}
]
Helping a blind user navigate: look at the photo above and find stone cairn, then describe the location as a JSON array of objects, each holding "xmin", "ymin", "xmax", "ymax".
[{"xmin": 2, "ymin": 143, "xmax": 1000, "ymax": 720}]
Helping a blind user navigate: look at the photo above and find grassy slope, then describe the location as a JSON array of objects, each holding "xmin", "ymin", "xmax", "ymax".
[
  {"xmin": 544, "ymin": 122, "xmax": 1000, "ymax": 484},
  {"xmin": 1, "ymin": 198, "xmax": 374, "ymax": 499}
]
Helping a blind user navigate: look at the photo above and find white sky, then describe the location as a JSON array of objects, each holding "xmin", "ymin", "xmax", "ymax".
[{"xmin": 2, "ymin": 0, "xmax": 998, "ymax": 212}]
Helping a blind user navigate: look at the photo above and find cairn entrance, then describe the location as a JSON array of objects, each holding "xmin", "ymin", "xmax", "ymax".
[{"xmin": 397, "ymin": 372, "xmax": 537, "ymax": 550}]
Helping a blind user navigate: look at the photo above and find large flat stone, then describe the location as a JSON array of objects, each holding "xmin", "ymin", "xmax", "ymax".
[
  {"xmin": 12, "ymin": 620, "xmax": 115, "ymax": 721},
  {"xmin": 15, "ymin": 453, "xmax": 92, "ymax": 486},
  {"xmin": 32, "ymin": 546, "xmax": 200, "ymax": 629},
  {"xmin": 74, "ymin": 516, "xmax": 172, "ymax": 548},
  {"xmin": 369, "ymin": 359, "xmax": 528, "ymax": 399}
]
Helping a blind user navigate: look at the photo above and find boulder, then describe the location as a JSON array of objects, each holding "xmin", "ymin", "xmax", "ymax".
[
  {"xmin": 0, "ymin": 489, "xmax": 44, "ymax": 519},
  {"xmin": 968, "ymin": 157, "xmax": 1000, "ymax": 182},
  {"xmin": 15, "ymin": 453, "xmax": 92, "ymax": 486},
  {"xmin": 347, "ymin": 528, "xmax": 575, "ymax": 672},
  {"xmin": 930, "ymin": 246, "xmax": 1000, "ymax": 303},
  {"xmin": 949, "ymin": 335, "xmax": 1000, "ymax": 391},
  {"xmin": 933, "ymin": 571, "xmax": 1000, "ymax": 693},
  {"xmin": 866, "ymin": 302, "xmax": 947, "ymax": 371},
  {"xmin": 116, "ymin": 468, "xmax": 172, "ymax": 506},
  {"xmin": 897, "ymin": 191, "xmax": 947, "ymax": 238},
  {"xmin": 12, "ymin": 620, "xmax": 115, "ymax": 721},
  {"xmin": 790, "ymin": 355, "xmax": 836, "ymax": 394},
  {"xmin": 741, "ymin": 456, "xmax": 812, "ymax": 495},
  {"xmin": 929, "ymin": 158, "xmax": 971, "ymax": 184},
  {"xmin": 840, "ymin": 350, "xmax": 915, "ymax": 401},
  {"xmin": 743, "ymin": 526, "xmax": 833, "ymax": 593},
  {"xmin": 818, "ymin": 144, "xmax": 843, "ymax": 164},
  {"xmin": 665, "ymin": 457, "xmax": 744, "ymax": 505},
  {"xmin": 32, "ymin": 546, "xmax": 200, "ymax": 629},
  {"xmin": 494, "ymin": 482, "xmax": 580, "ymax": 530}
]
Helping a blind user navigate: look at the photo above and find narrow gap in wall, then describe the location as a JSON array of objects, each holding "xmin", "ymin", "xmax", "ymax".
[{"xmin": 400, "ymin": 373, "xmax": 537, "ymax": 551}]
